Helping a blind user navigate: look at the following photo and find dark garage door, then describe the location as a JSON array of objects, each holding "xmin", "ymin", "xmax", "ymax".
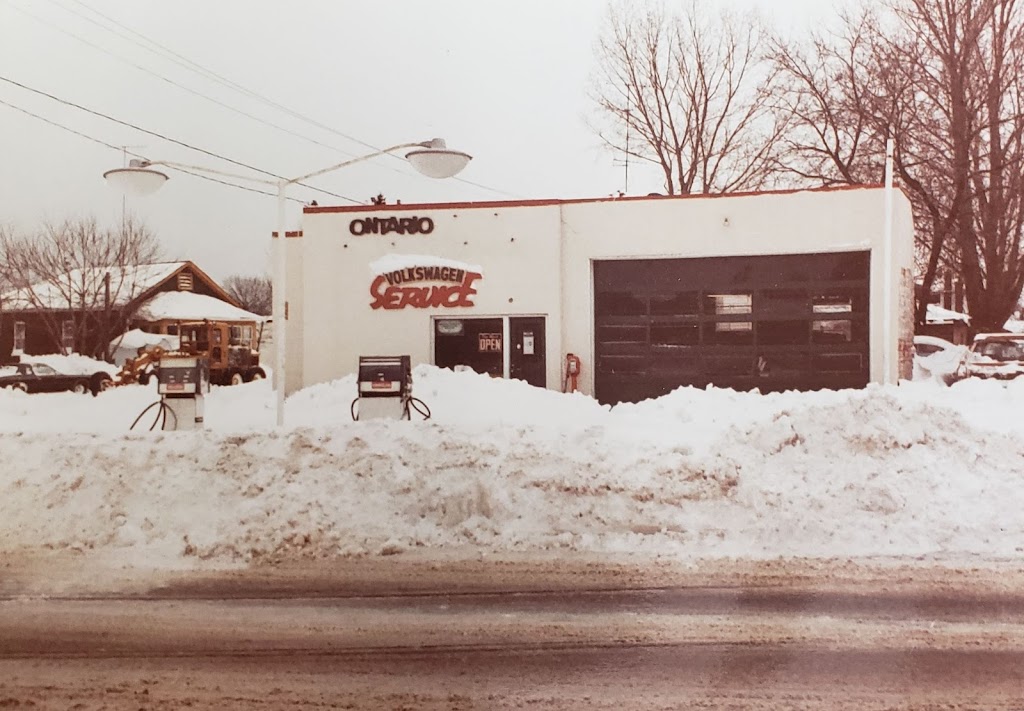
[{"xmin": 594, "ymin": 252, "xmax": 871, "ymax": 404}]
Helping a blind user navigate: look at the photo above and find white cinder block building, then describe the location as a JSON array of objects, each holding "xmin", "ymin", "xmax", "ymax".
[{"xmin": 283, "ymin": 186, "xmax": 915, "ymax": 404}]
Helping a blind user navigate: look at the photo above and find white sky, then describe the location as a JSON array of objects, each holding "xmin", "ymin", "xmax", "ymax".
[{"xmin": 0, "ymin": 0, "xmax": 847, "ymax": 281}]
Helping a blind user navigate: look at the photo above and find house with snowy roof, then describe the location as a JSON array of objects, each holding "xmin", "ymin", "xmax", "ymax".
[{"xmin": 0, "ymin": 260, "xmax": 263, "ymax": 361}]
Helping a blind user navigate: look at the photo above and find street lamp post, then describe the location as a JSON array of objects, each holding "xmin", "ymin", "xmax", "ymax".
[{"xmin": 104, "ymin": 139, "xmax": 472, "ymax": 427}]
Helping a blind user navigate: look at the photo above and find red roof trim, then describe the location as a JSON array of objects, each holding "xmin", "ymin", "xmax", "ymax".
[{"xmin": 302, "ymin": 184, "xmax": 884, "ymax": 215}]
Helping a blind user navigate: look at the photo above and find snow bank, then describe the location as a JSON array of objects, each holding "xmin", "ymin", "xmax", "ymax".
[
  {"xmin": 30, "ymin": 353, "xmax": 118, "ymax": 376},
  {"xmin": 1, "ymin": 366, "xmax": 1023, "ymax": 567}
]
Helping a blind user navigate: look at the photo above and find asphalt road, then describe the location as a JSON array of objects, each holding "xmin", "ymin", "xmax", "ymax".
[{"xmin": 2, "ymin": 579, "xmax": 1024, "ymax": 710}]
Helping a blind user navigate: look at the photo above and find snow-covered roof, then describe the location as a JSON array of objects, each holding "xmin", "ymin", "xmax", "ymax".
[
  {"xmin": 926, "ymin": 303, "xmax": 970, "ymax": 324},
  {"xmin": 135, "ymin": 290, "xmax": 264, "ymax": 322},
  {"xmin": 369, "ymin": 253, "xmax": 484, "ymax": 276},
  {"xmin": 1, "ymin": 262, "xmax": 188, "ymax": 311}
]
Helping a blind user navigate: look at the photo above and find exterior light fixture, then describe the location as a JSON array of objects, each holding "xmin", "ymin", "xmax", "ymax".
[
  {"xmin": 405, "ymin": 138, "xmax": 473, "ymax": 179},
  {"xmin": 102, "ymin": 160, "xmax": 168, "ymax": 196}
]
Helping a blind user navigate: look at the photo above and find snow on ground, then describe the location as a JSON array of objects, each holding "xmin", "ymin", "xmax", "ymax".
[{"xmin": 1, "ymin": 360, "xmax": 1023, "ymax": 569}]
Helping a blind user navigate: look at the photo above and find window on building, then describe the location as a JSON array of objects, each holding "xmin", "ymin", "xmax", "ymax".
[
  {"xmin": 812, "ymin": 319, "xmax": 853, "ymax": 344},
  {"xmin": 596, "ymin": 292, "xmax": 647, "ymax": 316},
  {"xmin": 706, "ymin": 293, "xmax": 753, "ymax": 315},
  {"xmin": 13, "ymin": 322, "xmax": 26, "ymax": 354},
  {"xmin": 229, "ymin": 325, "xmax": 253, "ymax": 346},
  {"xmin": 812, "ymin": 295, "xmax": 853, "ymax": 315},
  {"xmin": 650, "ymin": 292, "xmax": 699, "ymax": 316},
  {"xmin": 61, "ymin": 319, "xmax": 75, "ymax": 353},
  {"xmin": 650, "ymin": 322, "xmax": 699, "ymax": 347}
]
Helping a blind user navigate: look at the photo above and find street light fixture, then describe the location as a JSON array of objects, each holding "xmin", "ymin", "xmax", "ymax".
[{"xmin": 104, "ymin": 138, "xmax": 473, "ymax": 427}]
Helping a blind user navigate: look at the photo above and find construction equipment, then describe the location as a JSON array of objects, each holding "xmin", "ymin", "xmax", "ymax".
[
  {"xmin": 177, "ymin": 321, "xmax": 265, "ymax": 386},
  {"xmin": 105, "ymin": 320, "xmax": 265, "ymax": 389},
  {"xmin": 114, "ymin": 346, "xmax": 165, "ymax": 386}
]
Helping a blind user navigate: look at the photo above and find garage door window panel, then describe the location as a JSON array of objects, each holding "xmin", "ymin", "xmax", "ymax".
[
  {"xmin": 758, "ymin": 320, "xmax": 809, "ymax": 346},
  {"xmin": 651, "ymin": 322, "xmax": 699, "ymax": 347},
  {"xmin": 650, "ymin": 292, "xmax": 700, "ymax": 316},
  {"xmin": 758, "ymin": 288, "xmax": 809, "ymax": 318},
  {"xmin": 596, "ymin": 292, "xmax": 647, "ymax": 316},
  {"xmin": 598, "ymin": 354, "xmax": 647, "ymax": 374}
]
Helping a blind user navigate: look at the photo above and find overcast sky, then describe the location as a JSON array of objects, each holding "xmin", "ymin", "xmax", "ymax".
[{"xmin": 0, "ymin": 0, "xmax": 849, "ymax": 281}]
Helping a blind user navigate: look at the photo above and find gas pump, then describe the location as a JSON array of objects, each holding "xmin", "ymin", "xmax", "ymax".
[
  {"xmin": 351, "ymin": 356, "xmax": 431, "ymax": 421},
  {"xmin": 155, "ymin": 354, "xmax": 210, "ymax": 430}
]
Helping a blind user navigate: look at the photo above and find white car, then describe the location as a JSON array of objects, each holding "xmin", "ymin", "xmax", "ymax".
[
  {"xmin": 913, "ymin": 335, "xmax": 967, "ymax": 384},
  {"xmin": 955, "ymin": 333, "xmax": 1024, "ymax": 381}
]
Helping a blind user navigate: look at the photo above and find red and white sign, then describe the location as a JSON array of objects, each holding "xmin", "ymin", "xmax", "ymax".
[{"xmin": 370, "ymin": 265, "xmax": 482, "ymax": 310}]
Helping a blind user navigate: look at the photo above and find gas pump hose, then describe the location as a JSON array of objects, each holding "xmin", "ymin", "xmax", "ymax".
[
  {"xmin": 350, "ymin": 396, "xmax": 432, "ymax": 421},
  {"xmin": 405, "ymin": 397, "xmax": 432, "ymax": 420},
  {"xmin": 130, "ymin": 400, "xmax": 179, "ymax": 431}
]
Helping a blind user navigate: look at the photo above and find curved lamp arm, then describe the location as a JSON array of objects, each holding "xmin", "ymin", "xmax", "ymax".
[
  {"xmin": 136, "ymin": 140, "xmax": 443, "ymax": 187},
  {"xmin": 289, "ymin": 142, "xmax": 431, "ymax": 184},
  {"xmin": 131, "ymin": 159, "xmax": 279, "ymax": 186}
]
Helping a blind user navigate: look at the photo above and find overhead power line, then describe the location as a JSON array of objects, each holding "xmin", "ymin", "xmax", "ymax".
[
  {"xmin": 0, "ymin": 73, "xmax": 361, "ymax": 204},
  {"xmin": 0, "ymin": 96, "xmax": 310, "ymax": 203},
  {"xmin": 45, "ymin": 0, "xmax": 526, "ymax": 199},
  {"xmin": 12, "ymin": 0, "xmax": 400, "ymax": 168}
]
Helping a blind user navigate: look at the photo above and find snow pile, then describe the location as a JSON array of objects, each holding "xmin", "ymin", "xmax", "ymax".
[
  {"xmin": 914, "ymin": 347, "xmax": 967, "ymax": 384},
  {"xmin": 30, "ymin": 353, "xmax": 118, "ymax": 376},
  {"xmin": 1, "ymin": 366, "xmax": 1024, "ymax": 566}
]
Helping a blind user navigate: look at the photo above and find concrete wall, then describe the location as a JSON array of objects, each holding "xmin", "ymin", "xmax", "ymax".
[{"xmin": 288, "ymin": 187, "xmax": 915, "ymax": 396}]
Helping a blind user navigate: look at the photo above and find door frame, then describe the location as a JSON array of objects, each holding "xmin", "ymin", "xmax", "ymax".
[{"xmin": 431, "ymin": 314, "xmax": 546, "ymax": 380}]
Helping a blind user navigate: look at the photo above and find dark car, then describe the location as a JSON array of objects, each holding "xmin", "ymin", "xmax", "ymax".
[{"xmin": 0, "ymin": 362, "xmax": 108, "ymax": 395}]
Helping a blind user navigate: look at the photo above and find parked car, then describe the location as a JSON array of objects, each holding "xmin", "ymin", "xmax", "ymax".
[
  {"xmin": 955, "ymin": 333, "xmax": 1024, "ymax": 381},
  {"xmin": 0, "ymin": 362, "xmax": 108, "ymax": 395},
  {"xmin": 913, "ymin": 335, "xmax": 967, "ymax": 384}
]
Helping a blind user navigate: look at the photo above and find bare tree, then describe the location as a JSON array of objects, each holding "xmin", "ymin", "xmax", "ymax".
[
  {"xmin": 0, "ymin": 215, "xmax": 163, "ymax": 358},
  {"xmin": 591, "ymin": 0, "xmax": 791, "ymax": 195},
  {"xmin": 223, "ymin": 274, "xmax": 272, "ymax": 316},
  {"xmin": 772, "ymin": 0, "xmax": 1024, "ymax": 330}
]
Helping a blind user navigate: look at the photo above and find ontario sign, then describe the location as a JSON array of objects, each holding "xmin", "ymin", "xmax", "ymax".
[{"xmin": 350, "ymin": 216, "xmax": 434, "ymax": 236}]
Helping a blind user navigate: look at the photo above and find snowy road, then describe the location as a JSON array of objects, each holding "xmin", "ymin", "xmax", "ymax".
[{"xmin": 2, "ymin": 559, "xmax": 1024, "ymax": 709}]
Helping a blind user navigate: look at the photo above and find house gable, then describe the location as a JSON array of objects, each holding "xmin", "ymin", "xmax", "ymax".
[{"xmin": 141, "ymin": 262, "xmax": 241, "ymax": 308}]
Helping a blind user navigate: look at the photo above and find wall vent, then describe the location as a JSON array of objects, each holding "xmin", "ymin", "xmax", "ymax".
[{"xmin": 177, "ymin": 271, "xmax": 194, "ymax": 291}]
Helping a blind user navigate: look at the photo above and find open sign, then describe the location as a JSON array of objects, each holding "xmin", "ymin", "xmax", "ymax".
[{"xmin": 478, "ymin": 333, "xmax": 502, "ymax": 352}]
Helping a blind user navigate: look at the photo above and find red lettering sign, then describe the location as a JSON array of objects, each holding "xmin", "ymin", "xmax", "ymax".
[{"xmin": 370, "ymin": 268, "xmax": 482, "ymax": 310}]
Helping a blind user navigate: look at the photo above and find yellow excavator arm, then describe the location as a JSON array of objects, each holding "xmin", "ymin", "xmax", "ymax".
[{"xmin": 111, "ymin": 346, "xmax": 165, "ymax": 386}]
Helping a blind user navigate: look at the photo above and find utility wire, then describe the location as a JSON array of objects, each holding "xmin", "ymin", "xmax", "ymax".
[
  {"xmin": 9, "ymin": 0, "xmax": 364, "ymax": 161},
  {"xmin": 51, "ymin": 0, "xmax": 526, "ymax": 199},
  {"xmin": 0, "ymin": 96, "xmax": 310, "ymax": 203},
  {"xmin": 0, "ymin": 73, "xmax": 361, "ymax": 204}
]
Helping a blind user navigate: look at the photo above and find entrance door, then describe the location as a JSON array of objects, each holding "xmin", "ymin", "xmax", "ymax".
[{"xmin": 509, "ymin": 317, "xmax": 546, "ymax": 388}]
